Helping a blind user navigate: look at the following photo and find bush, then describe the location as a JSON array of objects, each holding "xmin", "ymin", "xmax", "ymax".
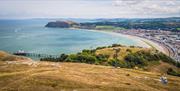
[
  {"xmin": 65, "ymin": 54, "xmax": 97, "ymax": 64},
  {"xmin": 40, "ymin": 57, "xmax": 57, "ymax": 62},
  {"xmin": 96, "ymin": 46, "xmax": 107, "ymax": 50},
  {"xmin": 130, "ymin": 46, "xmax": 135, "ymax": 48},
  {"xmin": 40, "ymin": 45, "xmax": 179, "ymax": 69},
  {"xmin": 112, "ymin": 44, "xmax": 122, "ymax": 47},
  {"xmin": 157, "ymin": 52, "xmax": 179, "ymax": 68},
  {"xmin": 108, "ymin": 59, "xmax": 127, "ymax": 68},
  {"xmin": 65, "ymin": 54, "xmax": 78, "ymax": 62},
  {"xmin": 77, "ymin": 54, "xmax": 97, "ymax": 64},
  {"xmin": 108, "ymin": 59, "xmax": 120, "ymax": 67},
  {"xmin": 58, "ymin": 54, "xmax": 68, "ymax": 61},
  {"xmin": 126, "ymin": 49, "xmax": 132, "ymax": 53},
  {"xmin": 167, "ymin": 68, "xmax": 180, "ymax": 77},
  {"xmin": 96, "ymin": 54, "xmax": 109, "ymax": 63},
  {"xmin": 125, "ymin": 53, "xmax": 148, "ymax": 68}
]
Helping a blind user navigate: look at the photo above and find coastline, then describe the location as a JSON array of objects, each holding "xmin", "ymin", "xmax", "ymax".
[
  {"xmin": 116, "ymin": 32, "xmax": 171, "ymax": 56},
  {"xmin": 70, "ymin": 28, "xmax": 150, "ymax": 48},
  {"xmin": 77, "ymin": 28, "xmax": 170, "ymax": 55},
  {"xmin": 66, "ymin": 28, "xmax": 170, "ymax": 56},
  {"xmin": 131, "ymin": 35, "xmax": 170, "ymax": 55}
]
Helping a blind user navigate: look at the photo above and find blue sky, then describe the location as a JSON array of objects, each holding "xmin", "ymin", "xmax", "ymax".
[{"xmin": 0, "ymin": 0, "xmax": 180, "ymax": 19}]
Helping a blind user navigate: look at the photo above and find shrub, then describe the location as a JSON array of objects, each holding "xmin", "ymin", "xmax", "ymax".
[
  {"xmin": 58, "ymin": 54, "xmax": 68, "ymax": 61},
  {"xmin": 65, "ymin": 54, "xmax": 98, "ymax": 64},
  {"xmin": 40, "ymin": 45, "xmax": 179, "ymax": 69},
  {"xmin": 96, "ymin": 46, "xmax": 107, "ymax": 50},
  {"xmin": 125, "ymin": 53, "xmax": 148, "ymax": 68},
  {"xmin": 130, "ymin": 46, "xmax": 135, "ymax": 48},
  {"xmin": 40, "ymin": 57, "xmax": 57, "ymax": 62},
  {"xmin": 108, "ymin": 59, "xmax": 120, "ymax": 67},
  {"xmin": 167, "ymin": 68, "xmax": 180, "ymax": 77},
  {"xmin": 126, "ymin": 49, "xmax": 132, "ymax": 53},
  {"xmin": 65, "ymin": 54, "xmax": 78, "ymax": 62},
  {"xmin": 157, "ymin": 52, "xmax": 179, "ymax": 67},
  {"xmin": 96, "ymin": 54, "xmax": 109, "ymax": 63},
  {"xmin": 112, "ymin": 44, "xmax": 122, "ymax": 47},
  {"xmin": 108, "ymin": 59, "xmax": 127, "ymax": 68}
]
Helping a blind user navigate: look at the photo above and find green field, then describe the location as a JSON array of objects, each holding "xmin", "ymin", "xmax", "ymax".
[
  {"xmin": 95, "ymin": 25, "xmax": 126, "ymax": 31},
  {"xmin": 177, "ymin": 28, "xmax": 180, "ymax": 31}
]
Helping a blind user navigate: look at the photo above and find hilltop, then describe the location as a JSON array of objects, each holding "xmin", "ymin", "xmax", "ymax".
[
  {"xmin": 0, "ymin": 53, "xmax": 180, "ymax": 91},
  {"xmin": 40, "ymin": 44, "xmax": 180, "ymax": 75},
  {"xmin": 0, "ymin": 44, "xmax": 180, "ymax": 91},
  {"xmin": 45, "ymin": 20, "xmax": 79, "ymax": 28},
  {"xmin": 95, "ymin": 45, "xmax": 180, "ymax": 74}
]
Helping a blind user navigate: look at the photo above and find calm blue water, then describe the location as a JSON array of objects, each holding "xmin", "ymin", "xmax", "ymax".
[{"xmin": 0, "ymin": 19, "xmax": 139, "ymax": 56}]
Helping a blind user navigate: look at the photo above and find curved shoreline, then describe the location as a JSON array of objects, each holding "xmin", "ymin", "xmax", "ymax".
[
  {"xmin": 79, "ymin": 29, "xmax": 150, "ymax": 48},
  {"xmin": 79, "ymin": 29, "xmax": 170, "ymax": 55},
  {"xmin": 66, "ymin": 28, "xmax": 170, "ymax": 56},
  {"xmin": 126, "ymin": 34, "xmax": 170, "ymax": 56}
]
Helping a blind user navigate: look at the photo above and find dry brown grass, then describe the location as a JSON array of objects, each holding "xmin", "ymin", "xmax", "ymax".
[
  {"xmin": 0, "ymin": 51, "xmax": 180, "ymax": 91},
  {"xmin": 0, "ymin": 61, "xmax": 180, "ymax": 91},
  {"xmin": 0, "ymin": 51, "xmax": 32, "ymax": 62},
  {"xmin": 95, "ymin": 46, "xmax": 150, "ymax": 61},
  {"xmin": 146, "ymin": 61, "xmax": 180, "ymax": 74}
]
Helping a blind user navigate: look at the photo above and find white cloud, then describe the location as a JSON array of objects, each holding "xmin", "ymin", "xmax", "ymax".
[
  {"xmin": 113, "ymin": 0, "xmax": 180, "ymax": 18},
  {"xmin": 0, "ymin": 0, "xmax": 179, "ymax": 19}
]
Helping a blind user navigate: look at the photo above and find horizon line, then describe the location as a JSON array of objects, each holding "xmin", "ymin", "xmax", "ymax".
[{"xmin": 0, "ymin": 16, "xmax": 179, "ymax": 20}]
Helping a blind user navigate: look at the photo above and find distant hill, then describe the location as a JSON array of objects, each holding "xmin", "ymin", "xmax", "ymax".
[
  {"xmin": 45, "ymin": 20, "xmax": 79, "ymax": 28},
  {"xmin": 80, "ymin": 17, "xmax": 180, "ymax": 31},
  {"xmin": 45, "ymin": 17, "xmax": 180, "ymax": 31}
]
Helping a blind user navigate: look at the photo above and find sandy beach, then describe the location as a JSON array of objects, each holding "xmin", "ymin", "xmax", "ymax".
[
  {"xmin": 68, "ymin": 28, "xmax": 169, "ymax": 55},
  {"xmin": 131, "ymin": 35, "xmax": 169, "ymax": 55},
  {"xmin": 83, "ymin": 29, "xmax": 169, "ymax": 55}
]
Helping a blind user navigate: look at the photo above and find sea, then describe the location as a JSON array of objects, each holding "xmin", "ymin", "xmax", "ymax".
[{"xmin": 0, "ymin": 19, "xmax": 142, "ymax": 59}]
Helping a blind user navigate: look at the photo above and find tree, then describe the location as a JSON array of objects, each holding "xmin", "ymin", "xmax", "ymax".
[
  {"xmin": 108, "ymin": 59, "xmax": 120, "ymax": 67},
  {"xmin": 113, "ymin": 48, "xmax": 120, "ymax": 59},
  {"xmin": 58, "ymin": 54, "xmax": 68, "ymax": 61}
]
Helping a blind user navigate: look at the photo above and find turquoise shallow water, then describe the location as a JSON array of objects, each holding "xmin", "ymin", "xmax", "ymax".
[{"xmin": 0, "ymin": 19, "xmax": 139, "ymax": 56}]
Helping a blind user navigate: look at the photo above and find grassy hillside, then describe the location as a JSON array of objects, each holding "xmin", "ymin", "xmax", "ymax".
[
  {"xmin": 0, "ymin": 60, "xmax": 180, "ymax": 91},
  {"xmin": 40, "ymin": 44, "xmax": 180, "ymax": 74},
  {"xmin": 0, "ymin": 48, "xmax": 180, "ymax": 91},
  {"xmin": 95, "ymin": 46, "xmax": 149, "ymax": 61},
  {"xmin": 95, "ymin": 46, "xmax": 180, "ymax": 74},
  {"xmin": 0, "ymin": 51, "xmax": 32, "ymax": 62}
]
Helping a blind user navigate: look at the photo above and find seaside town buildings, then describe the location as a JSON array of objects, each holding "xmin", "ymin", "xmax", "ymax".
[{"xmin": 117, "ymin": 29, "xmax": 180, "ymax": 62}]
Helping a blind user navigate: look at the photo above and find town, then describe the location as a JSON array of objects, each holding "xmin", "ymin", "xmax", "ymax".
[{"xmin": 117, "ymin": 30, "xmax": 180, "ymax": 62}]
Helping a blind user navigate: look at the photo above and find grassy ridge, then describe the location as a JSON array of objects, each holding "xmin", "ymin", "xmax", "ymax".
[
  {"xmin": 0, "ymin": 51, "xmax": 180, "ymax": 90},
  {"xmin": 40, "ymin": 44, "xmax": 180, "ymax": 76},
  {"xmin": 0, "ymin": 61, "xmax": 180, "ymax": 91}
]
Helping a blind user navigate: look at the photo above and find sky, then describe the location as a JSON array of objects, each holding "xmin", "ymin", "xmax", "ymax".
[{"xmin": 0, "ymin": 0, "xmax": 180, "ymax": 19}]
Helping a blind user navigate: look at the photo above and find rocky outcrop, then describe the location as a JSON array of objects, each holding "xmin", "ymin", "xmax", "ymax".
[{"xmin": 45, "ymin": 21, "xmax": 79, "ymax": 28}]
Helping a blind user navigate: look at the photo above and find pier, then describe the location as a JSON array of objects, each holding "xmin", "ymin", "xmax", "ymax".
[{"xmin": 13, "ymin": 51, "xmax": 59, "ymax": 58}]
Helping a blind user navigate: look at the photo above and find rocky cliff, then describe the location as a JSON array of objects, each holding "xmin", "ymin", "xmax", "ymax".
[{"xmin": 45, "ymin": 21, "xmax": 79, "ymax": 28}]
